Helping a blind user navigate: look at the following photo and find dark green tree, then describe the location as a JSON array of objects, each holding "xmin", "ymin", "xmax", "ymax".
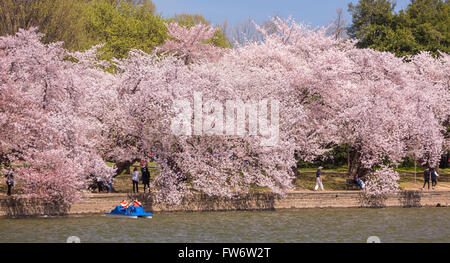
[
  {"xmin": 347, "ymin": 0, "xmax": 399, "ymax": 49},
  {"xmin": 403, "ymin": 0, "xmax": 450, "ymax": 54},
  {"xmin": 348, "ymin": 0, "xmax": 449, "ymax": 56}
]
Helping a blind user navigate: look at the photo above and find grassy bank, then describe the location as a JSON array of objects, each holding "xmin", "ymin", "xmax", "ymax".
[
  {"xmin": 2, "ymin": 164, "xmax": 449, "ymax": 195},
  {"xmin": 295, "ymin": 167, "xmax": 450, "ymax": 191},
  {"xmin": 106, "ymin": 161, "xmax": 159, "ymax": 193},
  {"xmin": 105, "ymin": 165, "xmax": 450, "ymax": 193}
]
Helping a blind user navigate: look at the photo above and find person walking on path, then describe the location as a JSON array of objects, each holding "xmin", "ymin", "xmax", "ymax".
[
  {"xmin": 314, "ymin": 166, "xmax": 324, "ymax": 191},
  {"xmin": 431, "ymin": 167, "xmax": 439, "ymax": 190},
  {"xmin": 131, "ymin": 167, "xmax": 140, "ymax": 193},
  {"xmin": 142, "ymin": 166, "xmax": 151, "ymax": 193},
  {"xmin": 5, "ymin": 171, "xmax": 14, "ymax": 196},
  {"xmin": 422, "ymin": 167, "xmax": 431, "ymax": 190}
]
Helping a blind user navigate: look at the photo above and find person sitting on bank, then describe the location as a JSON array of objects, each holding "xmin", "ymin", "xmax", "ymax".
[
  {"xmin": 354, "ymin": 174, "xmax": 365, "ymax": 190},
  {"xmin": 5, "ymin": 171, "xmax": 14, "ymax": 196}
]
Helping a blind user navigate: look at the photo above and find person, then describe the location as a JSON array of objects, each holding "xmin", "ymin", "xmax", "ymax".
[
  {"xmin": 133, "ymin": 199, "xmax": 142, "ymax": 207},
  {"xmin": 422, "ymin": 167, "xmax": 431, "ymax": 190},
  {"xmin": 107, "ymin": 181, "xmax": 112, "ymax": 193},
  {"xmin": 120, "ymin": 200, "xmax": 128, "ymax": 210},
  {"xmin": 142, "ymin": 166, "xmax": 150, "ymax": 193},
  {"xmin": 314, "ymin": 166, "xmax": 324, "ymax": 191},
  {"xmin": 131, "ymin": 167, "xmax": 139, "ymax": 193},
  {"xmin": 5, "ymin": 171, "xmax": 14, "ymax": 196},
  {"xmin": 93, "ymin": 175, "xmax": 103, "ymax": 193},
  {"xmin": 431, "ymin": 168, "xmax": 439, "ymax": 190},
  {"xmin": 354, "ymin": 174, "xmax": 365, "ymax": 190},
  {"xmin": 140, "ymin": 159, "xmax": 147, "ymax": 173}
]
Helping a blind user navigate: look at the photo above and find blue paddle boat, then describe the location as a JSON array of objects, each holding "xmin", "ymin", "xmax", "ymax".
[{"xmin": 106, "ymin": 204, "xmax": 152, "ymax": 219}]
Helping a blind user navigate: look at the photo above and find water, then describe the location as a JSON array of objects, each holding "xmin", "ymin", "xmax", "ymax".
[{"xmin": 0, "ymin": 207, "xmax": 448, "ymax": 243}]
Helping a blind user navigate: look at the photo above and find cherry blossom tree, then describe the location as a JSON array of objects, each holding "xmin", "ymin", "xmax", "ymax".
[
  {"xmin": 359, "ymin": 166, "xmax": 400, "ymax": 207},
  {"xmin": 0, "ymin": 28, "xmax": 116, "ymax": 205},
  {"xmin": 158, "ymin": 22, "xmax": 224, "ymax": 64},
  {"xmin": 116, "ymin": 18, "xmax": 449, "ymax": 204},
  {"xmin": 1, "ymin": 18, "xmax": 448, "ymax": 206}
]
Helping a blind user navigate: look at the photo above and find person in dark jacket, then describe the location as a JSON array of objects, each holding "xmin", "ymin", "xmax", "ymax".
[
  {"xmin": 142, "ymin": 166, "xmax": 150, "ymax": 193},
  {"xmin": 422, "ymin": 167, "xmax": 431, "ymax": 190},
  {"xmin": 430, "ymin": 168, "xmax": 438, "ymax": 190},
  {"xmin": 94, "ymin": 176, "xmax": 103, "ymax": 193},
  {"xmin": 5, "ymin": 171, "xmax": 14, "ymax": 196}
]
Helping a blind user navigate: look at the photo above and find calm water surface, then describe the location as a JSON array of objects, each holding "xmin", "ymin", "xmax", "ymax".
[{"xmin": 0, "ymin": 207, "xmax": 448, "ymax": 243}]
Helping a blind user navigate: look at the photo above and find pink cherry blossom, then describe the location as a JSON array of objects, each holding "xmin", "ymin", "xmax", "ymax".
[
  {"xmin": 158, "ymin": 22, "xmax": 224, "ymax": 64},
  {"xmin": 1, "ymin": 18, "xmax": 448, "ymax": 205}
]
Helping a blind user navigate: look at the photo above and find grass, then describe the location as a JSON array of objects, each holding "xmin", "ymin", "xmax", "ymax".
[
  {"xmin": 294, "ymin": 167, "xmax": 450, "ymax": 191},
  {"xmin": 1, "ymin": 164, "xmax": 449, "ymax": 195},
  {"xmin": 0, "ymin": 161, "xmax": 162, "ymax": 195},
  {"xmin": 0, "ymin": 180, "xmax": 7, "ymax": 194},
  {"xmin": 106, "ymin": 162, "xmax": 160, "ymax": 193},
  {"xmin": 295, "ymin": 169, "xmax": 348, "ymax": 191}
]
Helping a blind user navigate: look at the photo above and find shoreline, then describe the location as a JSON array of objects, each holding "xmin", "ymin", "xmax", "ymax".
[
  {"xmin": 1, "ymin": 190, "xmax": 449, "ymax": 218},
  {"xmin": 4, "ymin": 206, "xmax": 450, "ymax": 220}
]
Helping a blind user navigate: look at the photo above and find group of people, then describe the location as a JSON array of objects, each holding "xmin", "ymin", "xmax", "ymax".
[
  {"xmin": 423, "ymin": 167, "xmax": 439, "ymax": 190},
  {"xmin": 119, "ymin": 199, "xmax": 143, "ymax": 210},
  {"xmin": 131, "ymin": 160, "xmax": 151, "ymax": 193},
  {"xmin": 90, "ymin": 174, "xmax": 112, "ymax": 193}
]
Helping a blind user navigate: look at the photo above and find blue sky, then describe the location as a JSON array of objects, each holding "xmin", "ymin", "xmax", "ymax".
[{"xmin": 152, "ymin": 0, "xmax": 411, "ymax": 27}]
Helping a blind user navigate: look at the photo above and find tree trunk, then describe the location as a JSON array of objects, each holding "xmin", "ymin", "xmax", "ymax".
[
  {"xmin": 347, "ymin": 146, "xmax": 350, "ymax": 174},
  {"xmin": 114, "ymin": 161, "xmax": 135, "ymax": 177},
  {"xmin": 347, "ymin": 146, "xmax": 371, "ymax": 178},
  {"xmin": 414, "ymin": 154, "xmax": 417, "ymax": 183}
]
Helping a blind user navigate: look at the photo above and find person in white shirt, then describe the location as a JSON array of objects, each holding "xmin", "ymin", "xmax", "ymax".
[
  {"xmin": 131, "ymin": 167, "xmax": 140, "ymax": 193},
  {"xmin": 314, "ymin": 166, "xmax": 324, "ymax": 191}
]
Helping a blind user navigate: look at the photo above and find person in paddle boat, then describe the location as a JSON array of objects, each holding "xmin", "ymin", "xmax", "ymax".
[
  {"xmin": 120, "ymin": 200, "xmax": 129, "ymax": 210},
  {"xmin": 106, "ymin": 199, "xmax": 152, "ymax": 218},
  {"xmin": 133, "ymin": 200, "xmax": 142, "ymax": 207}
]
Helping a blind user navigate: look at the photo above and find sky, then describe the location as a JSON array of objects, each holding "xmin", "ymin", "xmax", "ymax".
[{"xmin": 152, "ymin": 0, "xmax": 411, "ymax": 27}]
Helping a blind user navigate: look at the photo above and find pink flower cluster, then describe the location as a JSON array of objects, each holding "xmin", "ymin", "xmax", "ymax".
[
  {"xmin": 364, "ymin": 166, "xmax": 400, "ymax": 196},
  {"xmin": 0, "ymin": 28, "xmax": 116, "ymax": 205}
]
